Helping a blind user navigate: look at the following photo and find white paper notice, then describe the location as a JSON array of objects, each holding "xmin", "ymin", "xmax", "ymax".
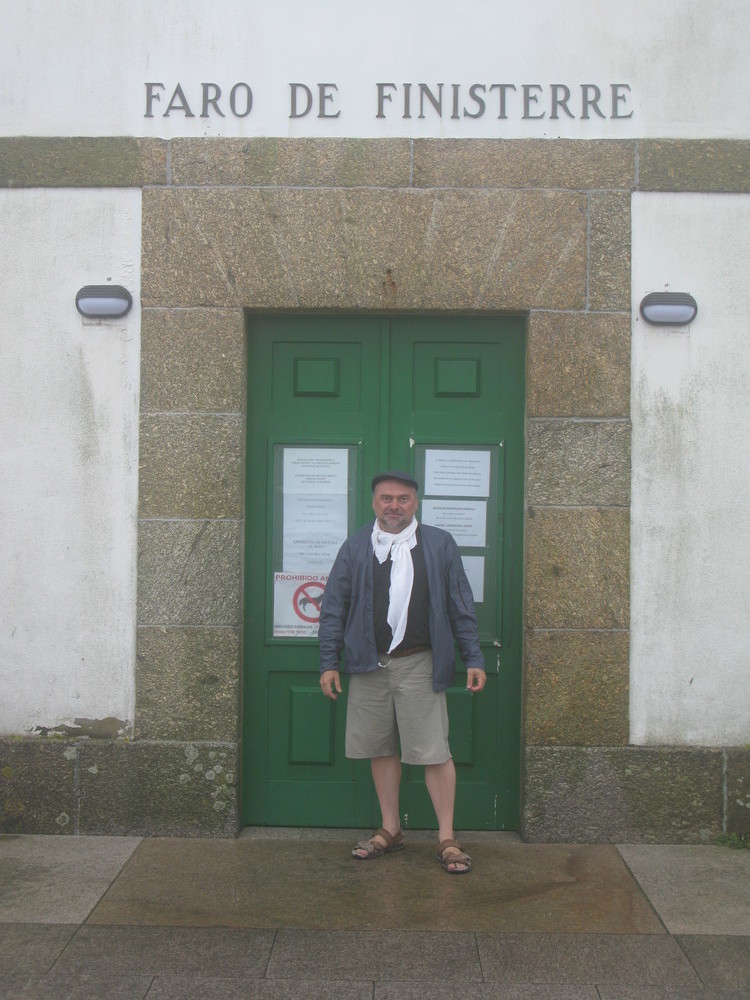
[
  {"xmin": 282, "ymin": 447, "xmax": 349, "ymax": 572},
  {"xmin": 283, "ymin": 493, "xmax": 348, "ymax": 572},
  {"xmin": 461, "ymin": 555, "xmax": 485, "ymax": 604},
  {"xmin": 421, "ymin": 499, "xmax": 487, "ymax": 547},
  {"xmin": 283, "ymin": 448, "xmax": 348, "ymax": 494},
  {"xmin": 424, "ymin": 449, "xmax": 491, "ymax": 497}
]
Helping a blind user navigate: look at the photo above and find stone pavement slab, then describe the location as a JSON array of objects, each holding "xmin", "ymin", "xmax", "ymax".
[
  {"xmin": 372, "ymin": 989, "xmax": 750, "ymax": 1000},
  {"xmin": 267, "ymin": 929, "xmax": 481, "ymax": 981},
  {"xmin": 2, "ymin": 833, "xmax": 750, "ymax": 999},
  {"xmin": 0, "ymin": 923, "xmax": 77, "ymax": 974},
  {"xmin": 87, "ymin": 833, "xmax": 663, "ymax": 933},
  {"xmin": 145, "ymin": 977, "xmax": 375, "ymax": 999},
  {"xmin": 52, "ymin": 925, "xmax": 275, "ymax": 978},
  {"xmin": 618, "ymin": 845, "xmax": 750, "ymax": 935},
  {"xmin": 373, "ymin": 986, "xmax": 600, "ymax": 999},
  {"xmin": 476, "ymin": 932, "xmax": 700, "ymax": 987},
  {"xmin": 0, "ymin": 970, "xmax": 153, "ymax": 1000},
  {"xmin": 0, "ymin": 834, "xmax": 141, "ymax": 923},
  {"xmin": 678, "ymin": 936, "xmax": 750, "ymax": 989},
  {"xmin": 598, "ymin": 989, "xmax": 750, "ymax": 1000}
]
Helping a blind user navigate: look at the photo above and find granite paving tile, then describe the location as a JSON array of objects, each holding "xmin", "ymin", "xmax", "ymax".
[
  {"xmin": 87, "ymin": 836, "xmax": 662, "ymax": 934},
  {"xmin": 52, "ymin": 925, "xmax": 274, "ymax": 978},
  {"xmin": 598, "ymin": 987, "xmax": 750, "ymax": 999},
  {"xmin": 0, "ymin": 971, "xmax": 153, "ymax": 999},
  {"xmin": 477, "ymin": 933, "xmax": 700, "ymax": 986},
  {"xmin": 0, "ymin": 923, "xmax": 78, "ymax": 974},
  {"xmin": 146, "ymin": 977, "xmax": 374, "ymax": 999},
  {"xmin": 266, "ymin": 929, "xmax": 481, "ymax": 982},
  {"xmin": 374, "ymin": 984, "xmax": 599, "ymax": 999},
  {"xmin": 617, "ymin": 846, "xmax": 750, "ymax": 935},
  {"xmin": 678, "ymin": 936, "xmax": 750, "ymax": 989},
  {"xmin": 0, "ymin": 834, "xmax": 140, "ymax": 923}
]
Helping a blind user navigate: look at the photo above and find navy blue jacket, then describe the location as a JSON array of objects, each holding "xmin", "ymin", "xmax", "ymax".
[{"xmin": 318, "ymin": 521, "xmax": 485, "ymax": 692}]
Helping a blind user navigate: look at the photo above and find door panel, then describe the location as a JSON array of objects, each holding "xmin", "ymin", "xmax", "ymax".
[
  {"xmin": 389, "ymin": 318, "xmax": 525, "ymax": 829},
  {"xmin": 243, "ymin": 316, "xmax": 384, "ymax": 826},
  {"xmin": 243, "ymin": 315, "xmax": 525, "ymax": 829}
]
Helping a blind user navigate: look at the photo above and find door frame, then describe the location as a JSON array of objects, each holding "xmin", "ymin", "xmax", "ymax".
[{"xmin": 241, "ymin": 311, "xmax": 527, "ymax": 830}]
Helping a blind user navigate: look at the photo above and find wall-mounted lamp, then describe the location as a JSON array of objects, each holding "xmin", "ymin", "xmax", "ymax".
[
  {"xmin": 639, "ymin": 291, "xmax": 697, "ymax": 326},
  {"xmin": 75, "ymin": 285, "xmax": 133, "ymax": 318}
]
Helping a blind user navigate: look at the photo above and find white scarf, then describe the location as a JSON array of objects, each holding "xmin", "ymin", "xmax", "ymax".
[{"xmin": 371, "ymin": 517, "xmax": 419, "ymax": 652}]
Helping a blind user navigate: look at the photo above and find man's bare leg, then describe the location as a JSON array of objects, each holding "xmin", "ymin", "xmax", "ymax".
[
  {"xmin": 424, "ymin": 758, "xmax": 456, "ymax": 842},
  {"xmin": 371, "ymin": 753, "xmax": 402, "ymax": 834},
  {"xmin": 352, "ymin": 753, "xmax": 402, "ymax": 858},
  {"xmin": 425, "ymin": 758, "xmax": 470, "ymax": 872}
]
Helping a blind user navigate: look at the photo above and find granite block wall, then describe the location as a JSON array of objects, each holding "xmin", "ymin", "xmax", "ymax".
[{"xmin": 2, "ymin": 136, "xmax": 748, "ymax": 838}]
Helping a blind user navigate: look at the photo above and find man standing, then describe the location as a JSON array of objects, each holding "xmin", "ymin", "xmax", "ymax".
[{"xmin": 319, "ymin": 470, "xmax": 486, "ymax": 874}]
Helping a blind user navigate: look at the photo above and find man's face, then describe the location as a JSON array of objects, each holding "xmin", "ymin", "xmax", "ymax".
[{"xmin": 372, "ymin": 480, "xmax": 419, "ymax": 534}]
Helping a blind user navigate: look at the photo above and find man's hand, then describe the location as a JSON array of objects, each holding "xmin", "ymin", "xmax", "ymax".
[
  {"xmin": 466, "ymin": 668, "xmax": 486, "ymax": 693},
  {"xmin": 320, "ymin": 669, "xmax": 342, "ymax": 701}
]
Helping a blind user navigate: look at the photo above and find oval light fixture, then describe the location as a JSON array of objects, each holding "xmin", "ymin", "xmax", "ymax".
[
  {"xmin": 76, "ymin": 285, "xmax": 133, "ymax": 318},
  {"xmin": 639, "ymin": 291, "xmax": 697, "ymax": 326}
]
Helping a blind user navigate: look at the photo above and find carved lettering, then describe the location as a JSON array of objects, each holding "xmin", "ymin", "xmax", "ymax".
[
  {"xmin": 376, "ymin": 82, "xmax": 397, "ymax": 119},
  {"xmin": 230, "ymin": 82, "xmax": 253, "ymax": 117},
  {"xmin": 611, "ymin": 83, "xmax": 633, "ymax": 119},
  {"xmin": 144, "ymin": 82, "xmax": 165, "ymax": 118},
  {"xmin": 202, "ymin": 83, "xmax": 225, "ymax": 118},
  {"xmin": 289, "ymin": 83, "xmax": 313, "ymax": 118},
  {"xmin": 290, "ymin": 83, "xmax": 340, "ymax": 118},
  {"xmin": 418, "ymin": 83, "xmax": 443, "ymax": 118},
  {"xmin": 522, "ymin": 84, "xmax": 545, "ymax": 119},
  {"xmin": 489, "ymin": 84, "xmax": 517, "ymax": 120},
  {"xmin": 372, "ymin": 82, "xmax": 633, "ymax": 122},
  {"xmin": 581, "ymin": 84, "xmax": 606, "ymax": 119},
  {"xmin": 463, "ymin": 84, "xmax": 486, "ymax": 119},
  {"xmin": 164, "ymin": 84, "xmax": 194, "ymax": 118},
  {"xmin": 550, "ymin": 84, "xmax": 574, "ymax": 120},
  {"xmin": 317, "ymin": 83, "xmax": 340, "ymax": 118},
  {"xmin": 142, "ymin": 80, "xmax": 635, "ymax": 124},
  {"xmin": 145, "ymin": 81, "xmax": 254, "ymax": 118}
]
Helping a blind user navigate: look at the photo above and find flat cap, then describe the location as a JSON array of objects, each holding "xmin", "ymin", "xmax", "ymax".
[{"xmin": 371, "ymin": 470, "xmax": 419, "ymax": 492}]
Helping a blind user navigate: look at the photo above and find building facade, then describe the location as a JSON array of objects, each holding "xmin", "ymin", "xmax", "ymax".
[{"xmin": 1, "ymin": 1, "xmax": 749, "ymax": 839}]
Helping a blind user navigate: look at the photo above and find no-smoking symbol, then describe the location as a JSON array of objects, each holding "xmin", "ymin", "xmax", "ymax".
[{"xmin": 293, "ymin": 581, "xmax": 325, "ymax": 623}]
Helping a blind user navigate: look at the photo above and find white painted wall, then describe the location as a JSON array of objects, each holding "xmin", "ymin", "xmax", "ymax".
[
  {"xmin": 631, "ymin": 193, "xmax": 750, "ymax": 746},
  {"xmin": 0, "ymin": 190, "xmax": 141, "ymax": 735},
  {"xmin": 1, "ymin": 0, "xmax": 748, "ymax": 139},
  {"xmin": 1, "ymin": 5, "xmax": 748, "ymax": 748}
]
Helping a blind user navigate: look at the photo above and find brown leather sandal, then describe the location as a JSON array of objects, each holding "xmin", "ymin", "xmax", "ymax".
[
  {"xmin": 352, "ymin": 827, "xmax": 404, "ymax": 860},
  {"xmin": 437, "ymin": 838, "xmax": 472, "ymax": 874}
]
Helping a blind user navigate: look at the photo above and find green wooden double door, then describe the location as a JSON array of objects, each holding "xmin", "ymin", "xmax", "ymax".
[{"xmin": 242, "ymin": 315, "xmax": 525, "ymax": 830}]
